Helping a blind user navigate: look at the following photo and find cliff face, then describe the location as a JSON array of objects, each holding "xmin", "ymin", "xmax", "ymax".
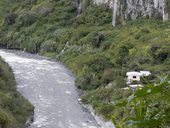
[{"xmin": 93, "ymin": 0, "xmax": 170, "ymax": 26}]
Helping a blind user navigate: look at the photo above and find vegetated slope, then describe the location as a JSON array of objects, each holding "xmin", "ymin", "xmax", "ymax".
[
  {"xmin": 0, "ymin": 0, "xmax": 170, "ymax": 127},
  {"xmin": 0, "ymin": 57, "xmax": 34, "ymax": 128}
]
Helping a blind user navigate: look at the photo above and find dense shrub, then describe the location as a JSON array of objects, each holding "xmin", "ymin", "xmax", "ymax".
[
  {"xmin": 76, "ymin": 73, "xmax": 100, "ymax": 90},
  {"xmin": 20, "ymin": 13, "xmax": 37, "ymax": 26},
  {"xmin": 73, "ymin": 4, "xmax": 112, "ymax": 26},
  {"xmin": 101, "ymin": 69, "xmax": 115, "ymax": 84},
  {"xmin": 114, "ymin": 76, "xmax": 126, "ymax": 88},
  {"xmin": 95, "ymin": 103, "xmax": 115, "ymax": 119},
  {"xmin": 113, "ymin": 81, "xmax": 170, "ymax": 128},
  {"xmin": 5, "ymin": 13, "xmax": 17, "ymax": 25},
  {"xmin": 87, "ymin": 55, "xmax": 112, "ymax": 73},
  {"xmin": 140, "ymin": 75, "xmax": 155, "ymax": 84},
  {"xmin": 91, "ymin": 33, "xmax": 105, "ymax": 48},
  {"xmin": 115, "ymin": 45, "xmax": 130, "ymax": 66},
  {"xmin": 149, "ymin": 43, "xmax": 170, "ymax": 63},
  {"xmin": 140, "ymin": 28, "xmax": 150, "ymax": 33},
  {"xmin": 40, "ymin": 40, "xmax": 57, "ymax": 53}
]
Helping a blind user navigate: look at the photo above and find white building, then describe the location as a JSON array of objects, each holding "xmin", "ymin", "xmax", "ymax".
[
  {"xmin": 140, "ymin": 71, "xmax": 151, "ymax": 76},
  {"xmin": 126, "ymin": 71, "xmax": 151, "ymax": 84}
]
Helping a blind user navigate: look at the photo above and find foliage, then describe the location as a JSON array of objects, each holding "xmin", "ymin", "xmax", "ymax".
[
  {"xmin": 82, "ymin": 87, "xmax": 133, "ymax": 119},
  {"xmin": 20, "ymin": 12, "xmax": 37, "ymax": 26},
  {"xmin": 5, "ymin": 13, "xmax": 17, "ymax": 25},
  {"xmin": 0, "ymin": 0, "xmax": 169, "ymax": 126},
  {"xmin": 113, "ymin": 80, "xmax": 170, "ymax": 128},
  {"xmin": 165, "ymin": 0, "xmax": 170, "ymax": 13}
]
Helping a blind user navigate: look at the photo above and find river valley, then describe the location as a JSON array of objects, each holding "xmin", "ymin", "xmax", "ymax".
[{"xmin": 0, "ymin": 49, "xmax": 99, "ymax": 128}]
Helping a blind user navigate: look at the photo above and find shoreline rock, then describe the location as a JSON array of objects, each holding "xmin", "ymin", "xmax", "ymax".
[
  {"xmin": 82, "ymin": 104, "xmax": 115, "ymax": 128},
  {"xmin": 25, "ymin": 111, "xmax": 34, "ymax": 127}
]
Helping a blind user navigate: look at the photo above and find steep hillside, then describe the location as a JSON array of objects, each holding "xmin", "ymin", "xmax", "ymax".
[
  {"xmin": 0, "ymin": 57, "xmax": 34, "ymax": 128},
  {"xmin": 0, "ymin": 0, "xmax": 170, "ymax": 127},
  {"xmin": 93, "ymin": 0, "xmax": 170, "ymax": 26}
]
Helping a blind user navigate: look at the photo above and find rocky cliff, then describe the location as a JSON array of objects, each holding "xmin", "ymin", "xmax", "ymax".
[{"xmin": 92, "ymin": 0, "xmax": 170, "ymax": 26}]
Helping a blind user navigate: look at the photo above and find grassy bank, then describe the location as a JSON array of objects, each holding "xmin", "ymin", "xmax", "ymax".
[
  {"xmin": 0, "ymin": 0, "xmax": 169, "ymax": 127},
  {"xmin": 0, "ymin": 57, "xmax": 34, "ymax": 128}
]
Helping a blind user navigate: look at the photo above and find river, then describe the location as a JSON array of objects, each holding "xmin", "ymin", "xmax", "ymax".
[{"xmin": 0, "ymin": 49, "xmax": 99, "ymax": 128}]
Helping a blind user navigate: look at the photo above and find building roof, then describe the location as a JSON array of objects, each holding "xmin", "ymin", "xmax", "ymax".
[
  {"xmin": 126, "ymin": 71, "xmax": 142, "ymax": 76},
  {"xmin": 140, "ymin": 71, "xmax": 151, "ymax": 76},
  {"xmin": 126, "ymin": 71, "xmax": 151, "ymax": 76}
]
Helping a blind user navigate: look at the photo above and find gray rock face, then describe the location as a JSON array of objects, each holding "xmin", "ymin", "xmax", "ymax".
[
  {"xmin": 93, "ymin": 0, "xmax": 170, "ymax": 26},
  {"xmin": 77, "ymin": 0, "xmax": 83, "ymax": 16}
]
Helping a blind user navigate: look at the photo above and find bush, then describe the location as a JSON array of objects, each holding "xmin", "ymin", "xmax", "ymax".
[
  {"xmin": 95, "ymin": 103, "xmax": 115, "ymax": 119},
  {"xmin": 5, "ymin": 13, "xmax": 17, "ymax": 25},
  {"xmin": 40, "ymin": 40, "xmax": 57, "ymax": 53},
  {"xmin": 115, "ymin": 45, "xmax": 130, "ymax": 66},
  {"xmin": 113, "ymin": 81, "xmax": 170, "ymax": 128},
  {"xmin": 20, "ymin": 13, "xmax": 37, "ymax": 26},
  {"xmin": 76, "ymin": 73, "xmax": 100, "ymax": 90},
  {"xmin": 101, "ymin": 41, "xmax": 112, "ymax": 51},
  {"xmin": 101, "ymin": 69, "xmax": 114, "ymax": 84},
  {"xmin": 73, "ymin": 4, "xmax": 111, "ymax": 26},
  {"xmin": 114, "ymin": 76, "xmax": 126, "ymax": 88},
  {"xmin": 87, "ymin": 55, "xmax": 112, "ymax": 73},
  {"xmin": 91, "ymin": 32, "xmax": 105, "ymax": 48},
  {"xmin": 140, "ymin": 28, "xmax": 150, "ymax": 33},
  {"xmin": 140, "ymin": 75, "xmax": 155, "ymax": 84},
  {"xmin": 149, "ymin": 44, "xmax": 170, "ymax": 63},
  {"xmin": 25, "ymin": 37, "xmax": 42, "ymax": 53}
]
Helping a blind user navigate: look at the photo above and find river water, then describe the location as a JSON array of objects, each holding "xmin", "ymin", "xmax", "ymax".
[{"xmin": 0, "ymin": 49, "xmax": 99, "ymax": 128}]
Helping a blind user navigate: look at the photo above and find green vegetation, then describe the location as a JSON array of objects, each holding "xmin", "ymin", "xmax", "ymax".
[
  {"xmin": 112, "ymin": 80, "xmax": 170, "ymax": 128},
  {"xmin": 0, "ymin": 58, "xmax": 34, "ymax": 128},
  {"xmin": 165, "ymin": 0, "xmax": 170, "ymax": 13},
  {"xmin": 0, "ymin": 0, "xmax": 169, "ymax": 127}
]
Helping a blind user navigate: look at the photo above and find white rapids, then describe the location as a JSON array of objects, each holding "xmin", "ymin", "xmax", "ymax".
[{"xmin": 0, "ymin": 49, "xmax": 99, "ymax": 128}]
